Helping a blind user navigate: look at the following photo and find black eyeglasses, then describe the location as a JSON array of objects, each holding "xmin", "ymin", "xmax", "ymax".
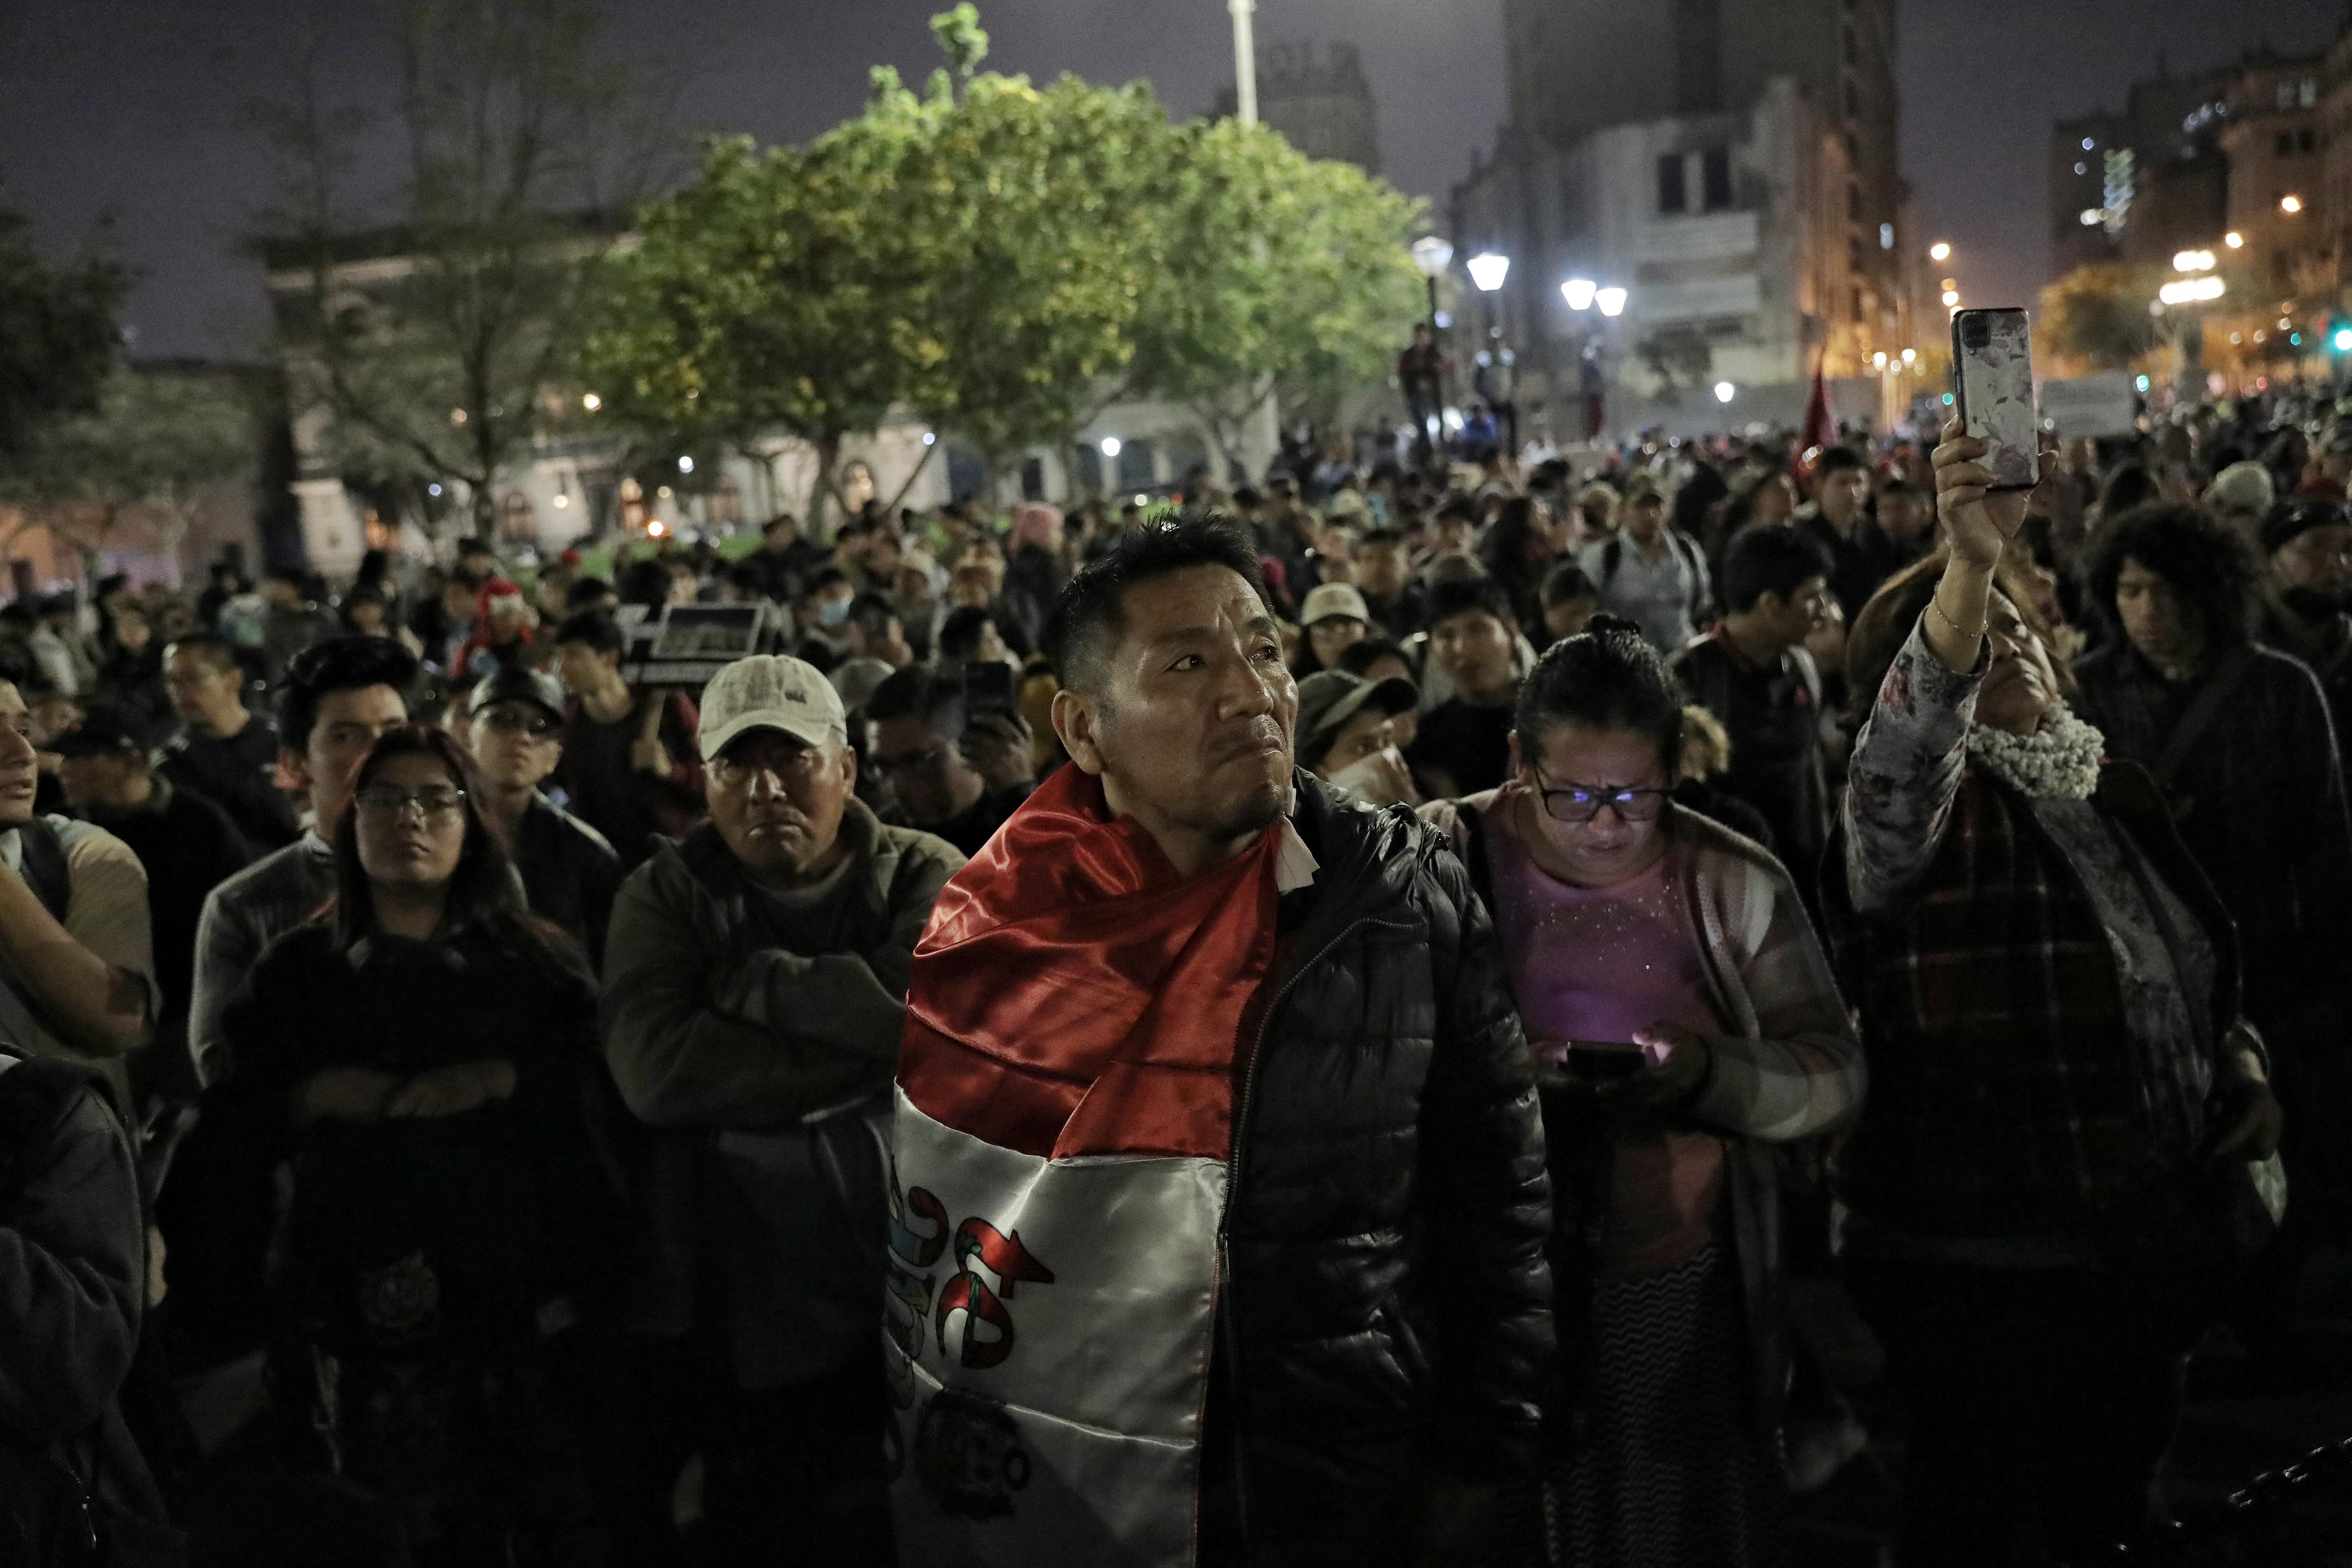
[
  {"xmin": 1529, "ymin": 766, "xmax": 1669, "ymax": 825},
  {"xmin": 354, "ymin": 785, "xmax": 468, "ymax": 821}
]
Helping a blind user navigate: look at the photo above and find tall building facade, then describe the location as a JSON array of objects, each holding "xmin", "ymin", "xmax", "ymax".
[
  {"xmin": 2049, "ymin": 46, "xmax": 2334, "ymax": 389},
  {"xmin": 1456, "ymin": 0, "xmax": 1909, "ymax": 436},
  {"xmin": 1216, "ymin": 42, "xmax": 1381, "ymax": 175}
]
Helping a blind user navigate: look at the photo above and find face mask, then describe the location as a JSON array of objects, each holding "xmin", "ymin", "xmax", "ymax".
[{"xmin": 818, "ymin": 595, "xmax": 853, "ymax": 628}]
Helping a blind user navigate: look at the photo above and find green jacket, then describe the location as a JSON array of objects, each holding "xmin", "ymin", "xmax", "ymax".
[
  {"xmin": 598, "ymin": 800, "xmax": 962, "ymax": 1379},
  {"xmin": 602, "ymin": 800, "xmax": 962, "ymax": 1131}
]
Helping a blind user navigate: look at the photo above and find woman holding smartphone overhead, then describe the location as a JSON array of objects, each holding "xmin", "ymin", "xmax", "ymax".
[
  {"xmin": 1826, "ymin": 422, "xmax": 2281, "ymax": 1567},
  {"xmin": 1425, "ymin": 615, "xmax": 1864, "ymax": 1567}
]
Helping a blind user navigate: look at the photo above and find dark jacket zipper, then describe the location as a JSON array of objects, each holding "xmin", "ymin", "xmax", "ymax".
[{"xmin": 1209, "ymin": 912, "xmax": 1387, "ymax": 1554}]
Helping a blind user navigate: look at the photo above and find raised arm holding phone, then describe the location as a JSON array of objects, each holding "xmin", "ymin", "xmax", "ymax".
[{"xmin": 1822, "ymin": 383, "xmax": 2284, "ymax": 1566}]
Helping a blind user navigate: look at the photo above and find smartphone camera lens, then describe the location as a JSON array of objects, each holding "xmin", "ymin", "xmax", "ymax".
[{"xmin": 1962, "ymin": 319, "xmax": 1991, "ymax": 350}]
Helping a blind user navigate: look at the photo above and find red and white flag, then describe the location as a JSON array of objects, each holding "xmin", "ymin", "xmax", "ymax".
[{"xmin": 884, "ymin": 764, "xmax": 1305, "ymax": 1565}]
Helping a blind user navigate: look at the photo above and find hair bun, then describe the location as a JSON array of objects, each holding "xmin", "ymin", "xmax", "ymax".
[{"xmin": 1584, "ymin": 613, "xmax": 1643, "ymax": 640}]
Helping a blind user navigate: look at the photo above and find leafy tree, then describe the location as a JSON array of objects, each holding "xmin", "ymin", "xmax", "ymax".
[
  {"xmin": 2038, "ymin": 263, "xmax": 2163, "ymax": 372},
  {"xmin": 249, "ymin": 0, "xmax": 672, "ymax": 538},
  {"xmin": 0, "ymin": 206, "xmax": 132, "ymax": 457},
  {"xmin": 1119, "ymin": 118, "xmax": 1424, "ymax": 470},
  {"xmin": 0, "ymin": 367, "xmax": 255, "ymax": 564},
  {"xmin": 585, "ymin": 129, "xmax": 921, "ymax": 522}
]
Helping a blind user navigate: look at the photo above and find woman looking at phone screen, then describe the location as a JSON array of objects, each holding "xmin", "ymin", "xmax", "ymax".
[{"xmin": 1424, "ymin": 615, "xmax": 1863, "ymax": 1565}]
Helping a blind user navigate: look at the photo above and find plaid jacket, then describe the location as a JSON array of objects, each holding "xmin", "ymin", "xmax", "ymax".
[{"xmin": 1824, "ymin": 626, "xmax": 2243, "ymax": 1241}]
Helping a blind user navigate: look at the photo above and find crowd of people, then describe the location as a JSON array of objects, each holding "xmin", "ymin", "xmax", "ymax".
[{"xmin": 0, "ymin": 375, "xmax": 2345, "ymax": 1566}]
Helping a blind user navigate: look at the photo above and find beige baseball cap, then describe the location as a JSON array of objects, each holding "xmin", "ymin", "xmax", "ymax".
[
  {"xmin": 1299, "ymin": 582, "xmax": 1372, "ymax": 626},
  {"xmin": 698, "ymin": 654, "xmax": 848, "ymax": 761}
]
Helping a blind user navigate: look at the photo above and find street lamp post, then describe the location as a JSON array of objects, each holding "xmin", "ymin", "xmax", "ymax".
[
  {"xmin": 1228, "ymin": 0, "xmax": 1279, "ymax": 483},
  {"xmin": 1228, "ymin": 0, "xmax": 1257, "ymax": 124},
  {"xmin": 1411, "ymin": 235, "xmax": 1455, "ymax": 330}
]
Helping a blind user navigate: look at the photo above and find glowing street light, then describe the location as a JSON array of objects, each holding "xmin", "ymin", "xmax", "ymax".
[
  {"xmin": 1466, "ymin": 252, "xmax": 1511, "ymax": 292},
  {"xmin": 1560, "ymin": 278, "xmax": 1598, "ymax": 311},
  {"xmin": 1872, "ymin": 350, "xmax": 1888, "ymax": 368},
  {"xmin": 2281, "ymin": 194, "xmax": 2305, "ymax": 214},
  {"xmin": 1713, "ymin": 381, "xmax": 1736, "ymax": 404},
  {"xmin": 2224, "ymin": 231, "xmax": 2244, "ymax": 248},
  {"xmin": 1099, "ymin": 436, "xmax": 1122, "ymax": 458},
  {"xmin": 2172, "ymin": 250, "xmax": 2215, "ymax": 273},
  {"xmin": 581, "ymin": 392, "xmax": 602, "ymax": 412},
  {"xmin": 1940, "ymin": 289, "xmax": 1960, "ymax": 307},
  {"xmin": 1595, "ymin": 286, "xmax": 1628, "ymax": 318},
  {"xmin": 1929, "ymin": 241, "xmax": 1952, "ymax": 262},
  {"xmin": 2335, "ymin": 328, "xmax": 2352, "ymax": 352},
  {"xmin": 677, "ymin": 456, "xmax": 694, "ymax": 474},
  {"xmin": 2156, "ymin": 276, "xmax": 2225, "ymax": 305},
  {"xmin": 1901, "ymin": 347, "xmax": 1918, "ymax": 363}
]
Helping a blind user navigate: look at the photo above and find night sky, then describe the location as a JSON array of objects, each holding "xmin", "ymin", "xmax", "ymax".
[{"xmin": 0, "ymin": 0, "xmax": 2342, "ymax": 362}]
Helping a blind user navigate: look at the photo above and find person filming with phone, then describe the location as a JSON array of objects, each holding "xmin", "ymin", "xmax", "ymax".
[
  {"xmin": 1423, "ymin": 614, "xmax": 1862, "ymax": 1565},
  {"xmin": 1823, "ymin": 417, "xmax": 2283, "ymax": 1566},
  {"xmin": 863, "ymin": 665, "xmax": 1037, "ymax": 856}
]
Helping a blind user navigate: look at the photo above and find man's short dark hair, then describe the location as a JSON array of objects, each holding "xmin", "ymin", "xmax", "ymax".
[
  {"xmin": 554, "ymin": 608, "xmax": 626, "ymax": 657},
  {"xmin": 1721, "ymin": 524, "xmax": 1833, "ymax": 614},
  {"xmin": 847, "ymin": 592, "xmax": 900, "ymax": 641},
  {"xmin": 277, "ymin": 635, "xmax": 418, "ymax": 755},
  {"xmin": 163, "ymin": 629, "xmax": 241, "ymax": 673},
  {"xmin": 1541, "ymin": 561, "xmax": 1599, "ymax": 608},
  {"xmin": 568, "ymin": 575, "xmax": 616, "ymax": 609},
  {"xmin": 803, "ymin": 566, "xmax": 850, "ymax": 599},
  {"xmin": 1045, "ymin": 515, "xmax": 1269, "ymax": 694},
  {"xmin": 1426, "ymin": 574, "xmax": 1515, "ymax": 633},
  {"xmin": 762, "ymin": 513, "xmax": 800, "ymax": 537},
  {"xmin": 1812, "ymin": 445, "xmax": 1868, "ymax": 479},
  {"xmin": 1434, "ymin": 495, "xmax": 1479, "ymax": 526},
  {"xmin": 937, "ymin": 607, "xmax": 998, "ymax": 664},
  {"xmin": 866, "ymin": 665, "xmax": 966, "ymax": 730},
  {"xmin": 2086, "ymin": 503, "xmax": 2259, "ymax": 649},
  {"xmin": 1354, "ymin": 527, "xmax": 1406, "ymax": 555}
]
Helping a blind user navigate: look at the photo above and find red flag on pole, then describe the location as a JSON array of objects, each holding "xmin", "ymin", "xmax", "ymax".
[{"xmin": 1793, "ymin": 351, "xmax": 1835, "ymax": 480}]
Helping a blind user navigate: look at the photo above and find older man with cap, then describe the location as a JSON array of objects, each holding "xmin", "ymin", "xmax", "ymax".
[
  {"xmin": 599, "ymin": 652, "xmax": 964, "ymax": 1562},
  {"xmin": 463, "ymin": 663, "xmax": 621, "ymax": 964},
  {"xmin": 1294, "ymin": 668, "xmax": 1421, "ymax": 806}
]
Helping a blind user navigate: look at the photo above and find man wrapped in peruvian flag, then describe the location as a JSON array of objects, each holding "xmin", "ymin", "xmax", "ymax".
[{"xmin": 885, "ymin": 517, "xmax": 1553, "ymax": 1566}]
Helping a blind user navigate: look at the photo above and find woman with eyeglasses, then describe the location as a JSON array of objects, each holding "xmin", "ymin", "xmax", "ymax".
[
  {"xmin": 214, "ymin": 725, "xmax": 622, "ymax": 1558},
  {"xmin": 1426, "ymin": 614, "xmax": 1862, "ymax": 1567}
]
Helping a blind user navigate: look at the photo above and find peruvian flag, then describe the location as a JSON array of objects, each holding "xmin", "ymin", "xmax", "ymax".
[
  {"xmin": 884, "ymin": 764, "xmax": 1302, "ymax": 1565},
  {"xmin": 1792, "ymin": 349, "xmax": 1836, "ymax": 480}
]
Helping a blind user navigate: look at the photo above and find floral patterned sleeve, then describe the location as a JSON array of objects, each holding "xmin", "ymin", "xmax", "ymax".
[{"xmin": 1842, "ymin": 617, "xmax": 1984, "ymax": 915}]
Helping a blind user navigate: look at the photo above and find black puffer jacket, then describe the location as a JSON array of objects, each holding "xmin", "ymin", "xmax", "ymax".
[{"xmin": 1212, "ymin": 775, "xmax": 1552, "ymax": 1560}]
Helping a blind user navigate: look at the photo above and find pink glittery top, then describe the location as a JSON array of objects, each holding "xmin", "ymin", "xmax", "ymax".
[{"xmin": 1481, "ymin": 786, "xmax": 1728, "ymax": 1275}]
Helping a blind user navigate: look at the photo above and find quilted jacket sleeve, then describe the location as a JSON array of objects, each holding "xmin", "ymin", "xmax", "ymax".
[{"xmin": 1415, "ymin": 837, "xmax": 1554, "ymax": 1478}]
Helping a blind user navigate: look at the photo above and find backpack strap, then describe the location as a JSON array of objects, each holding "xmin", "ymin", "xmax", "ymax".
[
  {"xmin": 2152, "ymin": 646, "xmax": 2259, "ymax": 796},
  {"xmin": 1600, "ymin": 537, "xmax": 1623, "ymax": 592},
  {"xmin": 13, "ymin": 818, "xmax": 72, "ymax": 926}
]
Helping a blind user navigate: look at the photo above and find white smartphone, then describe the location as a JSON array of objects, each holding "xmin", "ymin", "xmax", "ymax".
[{"xmin": 1951, "ymin": 307, "xmax": 2040, "ymax": 492}]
